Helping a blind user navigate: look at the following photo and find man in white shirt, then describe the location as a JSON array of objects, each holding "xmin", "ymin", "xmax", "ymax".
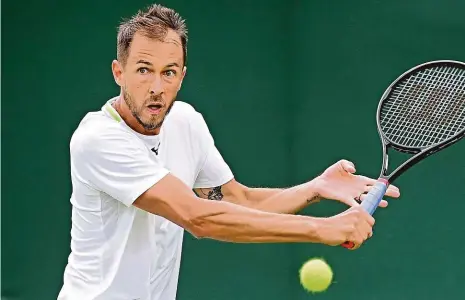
[{"xmin": 57, "ymin": 3, "xmax": 400, "ymax": 300}]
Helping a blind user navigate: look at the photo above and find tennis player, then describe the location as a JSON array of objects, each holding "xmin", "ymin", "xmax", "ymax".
[{"xmin": 57, "ymin": 3, "xmax": 400, "ymax": 300}]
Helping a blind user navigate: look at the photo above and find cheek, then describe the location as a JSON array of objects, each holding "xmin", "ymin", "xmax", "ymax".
[
  {"xmin": 164, "ymin": 80, "xmax": 181, "ymax": 98},
  {"xmin": 126, "ymin": 76, "xmax": 150, "ymax": 97}
]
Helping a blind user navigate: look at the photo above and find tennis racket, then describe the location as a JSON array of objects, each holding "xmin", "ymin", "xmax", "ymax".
[{"xmin": 342, "ymin": 60, "xmax": 465, "ymax": 249}]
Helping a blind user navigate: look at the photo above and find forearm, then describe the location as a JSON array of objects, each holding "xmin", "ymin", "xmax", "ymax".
[
  {"xmin": 135, "ymin": 175, "xmax": 323, "ymax": 244},
  {"xmin": 190, "ymin": 198, "xmax": 322, "ymax": 243},
  {"xmin": 243, "ymin": 181, "xmax": 321, "ymax": 214}
]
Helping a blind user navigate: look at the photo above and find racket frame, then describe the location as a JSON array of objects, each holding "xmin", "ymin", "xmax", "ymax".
[
  {"xmin": 341, "ymin": 59, "xmax": 465, "ymax": 249},
  {"xmin": 375, "ymin": 59, "xmax": 465, "ymax": 183}
]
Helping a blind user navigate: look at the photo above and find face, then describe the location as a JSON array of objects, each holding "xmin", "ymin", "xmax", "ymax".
[{"xmin": 112, "ymin": 30, "xmax": 186, "ymax": 132}]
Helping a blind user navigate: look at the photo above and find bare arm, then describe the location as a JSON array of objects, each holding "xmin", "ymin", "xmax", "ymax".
[
  {"xmin": 134, "ymin": 174, "xmax": 323, "ymax": 243},
  {"xmin": 194, "ymin": 179, "xmax": 321, "ymax": 214}
]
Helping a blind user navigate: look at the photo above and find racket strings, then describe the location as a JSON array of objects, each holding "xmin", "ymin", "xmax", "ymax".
[
  {"xmin": 383, "ymin": 81, "xmax": 465, "ymax": 146},
  {"xmin": 388, "ymin": 68, "xmax": 464, "ymax": 145},
  {"xmin": 387, "ymin": 68, "xmax": 463, "ymax": 137},
  {"xmin": 383, "ymin": 69, "xmax": 438, "ymax": 144},
  {"xmin": 385, "ymin": 89, "xmax": 464, "ymax": 146},
  {"xmin": 379, "ymin": 64, "xmax": 465, "ymax": 148}
]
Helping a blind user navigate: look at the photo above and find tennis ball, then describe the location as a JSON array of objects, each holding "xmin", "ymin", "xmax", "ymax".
[{"xmin": 299, "ymin": 258, "xmax": 333, "ymax": 293}]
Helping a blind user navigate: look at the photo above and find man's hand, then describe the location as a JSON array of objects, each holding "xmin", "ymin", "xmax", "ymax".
[
  {"xmin": 313, "ymin": 159, "xmax": 401, "ymax": 207},
  {"xmin": 317, "ymin": 205, "xmax": 375, "ymax": 249}
]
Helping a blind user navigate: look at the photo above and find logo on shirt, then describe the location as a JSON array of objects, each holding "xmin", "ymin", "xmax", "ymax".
[{"xmin": 151, "ymin": 142, "xmax": 161, "ymax": 155}]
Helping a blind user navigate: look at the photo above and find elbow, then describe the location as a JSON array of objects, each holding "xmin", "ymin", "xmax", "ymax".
[
  {"xmin": 183, "ymin": 214, "xmax": 210, "ymax": 240},
  {"xmin": 177, "ymin": 200, "xmax": 227, "ymax": 240}
]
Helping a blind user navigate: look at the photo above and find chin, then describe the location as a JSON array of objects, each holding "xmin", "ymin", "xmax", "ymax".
[{"xmin": 145, "ymin": 119, "xmax": 164, "ymax": 130}]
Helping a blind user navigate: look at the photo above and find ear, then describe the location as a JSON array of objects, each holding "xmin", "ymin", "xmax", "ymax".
[
  {"xmin": 112, "ymin": 60, "xmax": 124, "ymax": 87},
  {"xmin": 178, "ymin": 66, "xmax": 187, "ymax": 91}
]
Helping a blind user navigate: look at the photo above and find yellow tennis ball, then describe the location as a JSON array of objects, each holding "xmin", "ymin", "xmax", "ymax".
[{"xmin": 299, "ymin": 258, "xmax": 333, "ymax": 293}]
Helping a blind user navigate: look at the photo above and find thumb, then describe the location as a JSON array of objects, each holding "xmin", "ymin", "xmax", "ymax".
[{"xmin": 340, "ymin": 160, "xmax": 356, "ymax": 174}]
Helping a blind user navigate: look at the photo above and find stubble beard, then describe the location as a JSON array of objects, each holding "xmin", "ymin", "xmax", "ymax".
[{"xmin": 122, "ymin": 88, "xmax": 174, "ymax": 131}]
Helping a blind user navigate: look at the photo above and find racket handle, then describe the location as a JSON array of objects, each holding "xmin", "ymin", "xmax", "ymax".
[
  {"xmin": 360, "ymin": 179, "xmax": 389, "ymax": 215},
  {"xmin": 341, "ymin": 179, "xmax": 389, "ymax": 249}
]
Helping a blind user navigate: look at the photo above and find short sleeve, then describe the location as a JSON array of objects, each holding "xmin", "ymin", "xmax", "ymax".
[
  {"xmin": 71, "ymin": 125, "xmax": 169, "ymax": 206},
  {"xmin": 194, "ymin": 146, "xmax": 234, "ymax": 188},
  {"xmin": 191, "ymin": 113, "xmax": 234, "ymax": 189}
]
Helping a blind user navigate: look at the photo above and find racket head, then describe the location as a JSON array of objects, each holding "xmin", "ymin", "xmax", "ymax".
[
  {"xmin": 343, "ymin": 60, "xmax": 465, "ymax": 249},
  {"xmin": 376, "ymin": 60, "xmax": 465, "ymax": 156}
]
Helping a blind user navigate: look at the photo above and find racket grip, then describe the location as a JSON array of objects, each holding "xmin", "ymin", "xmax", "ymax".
[
  {"xmin": 341, "ymin": 179, "xmax": 389, "ymax": 249},
  {"xmin": 360, "ymin": 179, "xmax": 389, "ymax": 215}
]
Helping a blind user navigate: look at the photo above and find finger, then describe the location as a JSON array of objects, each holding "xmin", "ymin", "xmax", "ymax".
[
  {"xmin": 352, "ymin": 231, "xmax": 365, "ymax": 250},
  {"xmin": 364, "ymin": 218, "xmax": 374, "ymax": 237},
  {"xmin": 356, "ymin": 216, "xmax": 374, "ymax": 243},
  {"xmin": 388, "ymin": 183, "xmax": 399, "ymax": 189},
  {"xmin": 368, "ymin": 230, "xmax": 373, "ymax": 238},
  {"xmin": 361, "ymin": 209, "xmax": 375, "ymax": 226},
  {"xmin": 346, "ymin": 236, "xmax": 361, "ymax": 250},
  {"xmin": 340, "ymin": 160, "xmax": 356, "ymax": 174},
  {"xmin": 359, "ymin": 194, "xmax": 388, "ymax": 208},
  {"xmin": 363, "ymin": 185, "xmax": 400, "ymax": 198},
  {"xmin": 358, "ymin": 175, "xmax": 377, "ymax": 185},
  {"xmin": 346, "ymin": 197, "xmax": 361, "ymax": 207},
  {"xmin": 368, "ymin": 214, "xmax": 375, "ymax": 227},
  {"xmin": 359, "ymin": 223, "xmax": 372, "ymax": 241},
  {"xmin": 350, "ymin": 242, "xmax": 361, "ymax": 250},
  {"xmin": 363, "ymin": 183, "xmax": 400, "ymax": 198},
  {"xmin": 385, "ymin": 185, "xmax": 401, "ymax": 198},
  {"xmin": 363, "ymin": 178, "xmax": 400, "ymax": 193}
]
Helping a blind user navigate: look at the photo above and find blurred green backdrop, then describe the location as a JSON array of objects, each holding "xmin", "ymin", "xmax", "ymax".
[{"xmin": 2, "ymin": 0, "xmax": 465, "ymax": 299}]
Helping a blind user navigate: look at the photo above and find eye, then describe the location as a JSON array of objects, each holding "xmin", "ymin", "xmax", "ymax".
[
  {"xmin": 137, "ymin": 67, "xmax": 149, "ymax": 74},
  {"xmin": 163, "ymin": 70, "xmax": 177, "ymax": 78}
]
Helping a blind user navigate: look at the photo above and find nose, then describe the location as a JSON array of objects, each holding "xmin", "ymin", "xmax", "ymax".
[{"xmin": 149, "ymin": 76, "xmax": 164, "ymax": 96}]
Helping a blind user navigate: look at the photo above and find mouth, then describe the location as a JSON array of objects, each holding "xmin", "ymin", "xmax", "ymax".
[{"xmin": 147, "ymin": 103, "xmax": 163, "ymax": 114}]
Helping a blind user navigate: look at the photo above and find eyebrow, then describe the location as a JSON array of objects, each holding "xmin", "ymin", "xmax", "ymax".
[
  {"xmin": 165, "ymin": 62, "xmax": 181, "ymax": 68},
  {"xmin": 136, "ymin": 59, "xmax": 153, "ymax": 66},
  {"xmin": 136, "ymin": 60, "xmax": 180, "ymax": 68}
]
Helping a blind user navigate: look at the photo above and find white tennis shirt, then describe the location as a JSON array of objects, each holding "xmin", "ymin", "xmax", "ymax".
[{"xmin": 57, "ymin": 98, "xmax": 234, "ymax": 300}]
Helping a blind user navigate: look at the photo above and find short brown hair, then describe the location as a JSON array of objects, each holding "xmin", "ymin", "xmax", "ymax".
[{"xmin": 117, "ymin": 4, "xmax": 188, "ymax": 66}]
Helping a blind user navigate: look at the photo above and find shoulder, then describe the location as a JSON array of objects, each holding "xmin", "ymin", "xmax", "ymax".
[
  {"xmin": 166, "ymin": 101, "xmax": 212, "ymax": 136},
  {"xmin": 165, "ymin": 102, "xmax": 217, "ymax": 159},
  {"xmin": 167, "ymin": 101, "xmax": 204, "ymax": 123},
  {"xmin": 166, "ymin": 101, "xmax": 210, "ymax": 137},
  {"xmin": 70, "ymin": 111, "xmax": 145, "ymax": 158}
]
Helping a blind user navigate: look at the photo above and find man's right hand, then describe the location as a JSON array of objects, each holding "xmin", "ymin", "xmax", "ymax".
[{"xmin": 317, "ymin": 206, "xmax": 375, "ymax": 249}]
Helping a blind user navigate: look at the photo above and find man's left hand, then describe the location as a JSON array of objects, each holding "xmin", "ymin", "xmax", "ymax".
[{"xmin": 313, "ymin": 159, "xmax": 401, "ymax": 207}]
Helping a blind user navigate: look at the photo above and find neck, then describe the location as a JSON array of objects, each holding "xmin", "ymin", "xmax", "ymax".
[{"xmin": 113, "ymin": 95, "xmax": 161, "ymax": 136}]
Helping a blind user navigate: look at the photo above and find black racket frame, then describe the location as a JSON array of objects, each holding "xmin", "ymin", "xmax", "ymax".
[{"xmin": 374, "ymin": 60, "xmax": 465, "ymax": 183}]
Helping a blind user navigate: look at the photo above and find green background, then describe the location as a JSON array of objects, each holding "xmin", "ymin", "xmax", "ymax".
[{"xmin": 2, "ymin": 0, "xmax": 465, "ymax": 299}]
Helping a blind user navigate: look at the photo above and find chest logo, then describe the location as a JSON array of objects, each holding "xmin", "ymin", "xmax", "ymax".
[{"xmin": 151, "ymin": 142, "xmax": 161, "ymax": 155}]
